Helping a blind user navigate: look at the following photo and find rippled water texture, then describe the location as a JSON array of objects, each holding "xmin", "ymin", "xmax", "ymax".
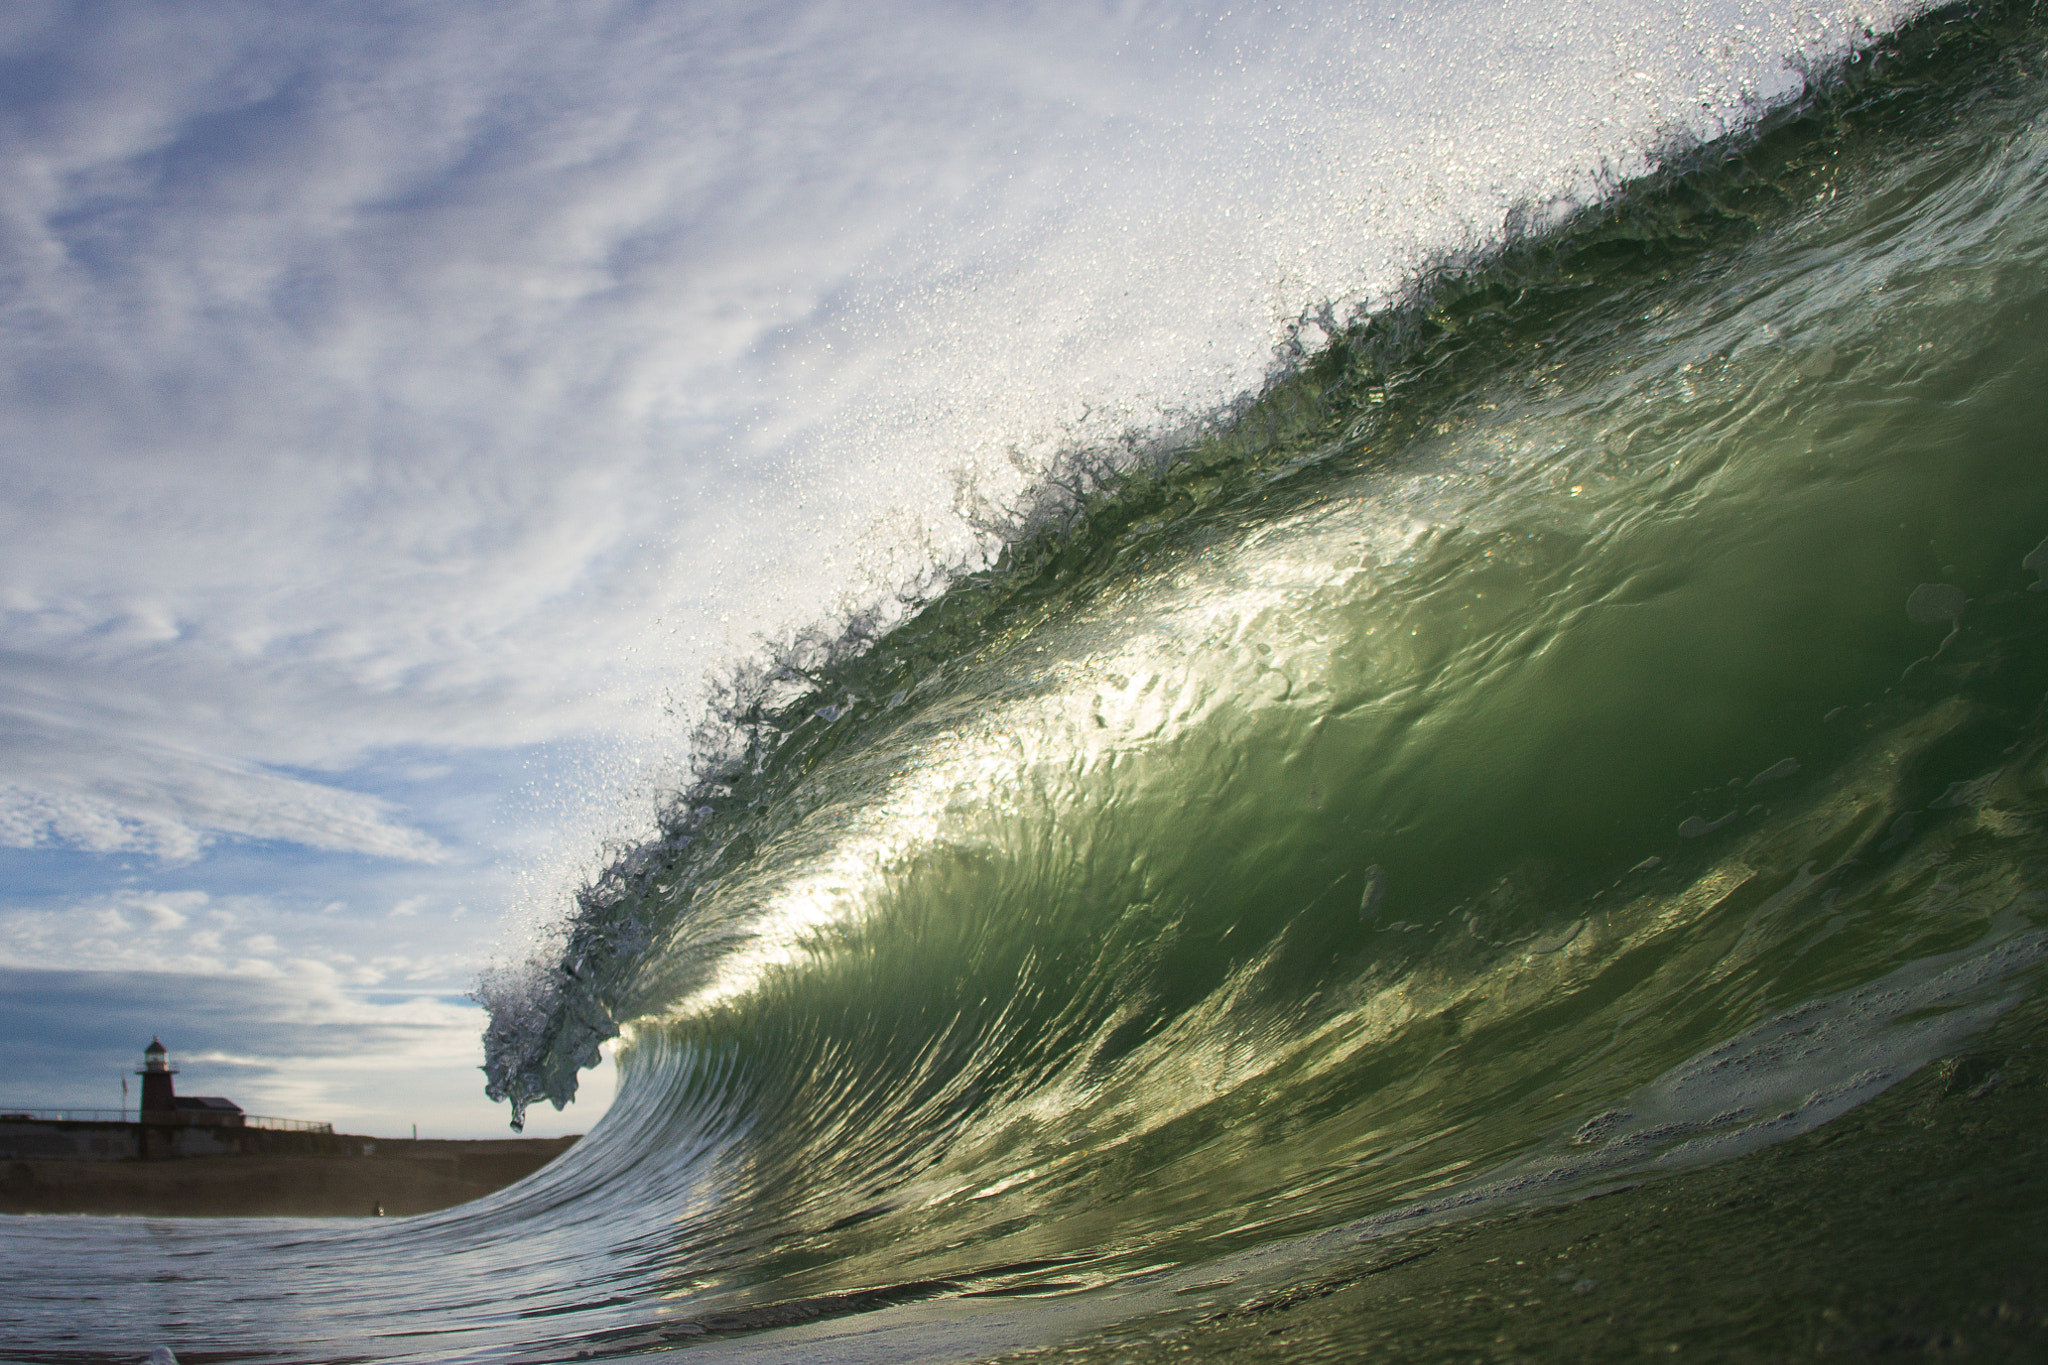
[{"xmin": 10, "ymin": 3, "xmax": 2048, "ymax": 1361}]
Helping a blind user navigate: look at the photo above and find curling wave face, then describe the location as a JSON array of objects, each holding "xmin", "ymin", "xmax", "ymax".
[
  {"xmin": 476, "ymin": 0, "xmax": 2048, "ymax": 1334},
  {"xmin": 11, "ymin": 3, "xmax": 2048, "ymax": 1360}
]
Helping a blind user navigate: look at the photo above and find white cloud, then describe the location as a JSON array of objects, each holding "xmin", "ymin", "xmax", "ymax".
[
  {"xmin": 0, "ymin": 0, "xmax": 1919, "ymax": 874},
  {"xmin": 139, "ymin": 892, "xmax": 201, "ymax": 931},
  {"xmin": 0, "ymin": 709, "xmax": 443, "ymax": 862},
  {"xmin": 0, "ymin": 885, "xmax": 475, "ymax": 987}
]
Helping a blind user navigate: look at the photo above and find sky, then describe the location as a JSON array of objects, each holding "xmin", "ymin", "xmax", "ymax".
[{"xmin": 0, "ymin": 0, "xmax": 1917, "ymax": 1138}]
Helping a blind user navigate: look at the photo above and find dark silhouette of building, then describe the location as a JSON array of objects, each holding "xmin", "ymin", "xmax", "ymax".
[
  {"xmin": 137, "ymin": 1038, "xmax": 244, "ymax": 1127},
  {"xmin": 137, "ymin": 1036, "xmax": 175, "ymax": 1115},
  {"xmin": 2, "ymin": 1040, "xmax": 338, "ymax": 1164}
]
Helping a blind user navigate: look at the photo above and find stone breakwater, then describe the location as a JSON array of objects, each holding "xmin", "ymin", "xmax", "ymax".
[{"xmin": 0, "ymin": 1136, "xmax": 579, "ymax": 1217}]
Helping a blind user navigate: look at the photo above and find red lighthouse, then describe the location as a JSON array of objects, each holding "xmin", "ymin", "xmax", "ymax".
[{"xmin": 137, "ymin": 1036, "xmax": 177, "ymax": 1117}]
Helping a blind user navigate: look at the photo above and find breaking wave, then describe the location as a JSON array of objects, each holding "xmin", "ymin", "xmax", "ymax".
[{"xmin": 13, "ymin": 3, "xmax": 2048, "ymax": 1360}]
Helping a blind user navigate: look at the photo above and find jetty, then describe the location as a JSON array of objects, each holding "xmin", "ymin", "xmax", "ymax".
[{"xmin": 0, "ymin": 1039, "xmax": 578, "ymax": 1217}]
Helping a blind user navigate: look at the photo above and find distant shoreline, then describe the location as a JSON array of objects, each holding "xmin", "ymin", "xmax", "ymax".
[{"xmin": 0, "ymin": 1136, "xmax": 580, "ymax": 1218}]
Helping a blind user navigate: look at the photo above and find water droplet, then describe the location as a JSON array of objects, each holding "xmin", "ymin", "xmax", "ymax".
[
  {"xmin": 2023, "ymin": 536, "xmax": 2048, "ymax": 591},
  {"xmin": 1906, "ymin": 582, "xmax": 1966, "ymax": 624},
  {"xmin": 1679, "ymin": 810, "xmax": 1738, "ymax": 838},
  {"xmin": 1796, "ymin": 342, "xmax": 1837, "ymax": 378},
  {"xmin": 1359, "ymin": 865, "xmax": 1388, "ymax": 921}
]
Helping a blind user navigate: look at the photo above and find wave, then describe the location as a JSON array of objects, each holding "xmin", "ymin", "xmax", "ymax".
[
  {"xmin": 10, "ymin": 2, "xmax": 2048, "ymax": 1360},
  {"xmin": 461, "ymin": 0, "xmax": 2048, "ymax": 1332}
]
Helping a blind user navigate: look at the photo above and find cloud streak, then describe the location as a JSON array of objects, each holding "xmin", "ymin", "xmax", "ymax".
[{"xmin": 0, "ymin": 706, "xmax": 444, "ymax": 861}]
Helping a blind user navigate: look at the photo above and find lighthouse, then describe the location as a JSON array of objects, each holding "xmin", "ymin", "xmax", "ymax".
[
  {"xmin": 133, "ymin": 1038, "xmax": 246, "ymax": 1128},
  {"xmin": 138, "ymin": 1036, "xmax": 177, "ymax": 1116}
]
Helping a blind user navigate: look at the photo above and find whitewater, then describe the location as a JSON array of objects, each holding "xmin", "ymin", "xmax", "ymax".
[{"xmin": 9, "ymin": 0, "xmax": 2048, "ymax": 1360}]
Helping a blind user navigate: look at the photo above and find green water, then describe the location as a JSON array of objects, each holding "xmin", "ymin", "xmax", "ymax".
[
  {"xmin": 468, "ymin": 4, "xmax": 2048, "ymax": 1356},
  {"xmin": 998, "ymin": 997, "xmax": 2048, "ymax": 1362}
]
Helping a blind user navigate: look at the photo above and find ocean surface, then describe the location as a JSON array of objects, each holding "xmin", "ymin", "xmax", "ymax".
[{"xmin": 10, "ymin": 1, "xmax": 2048, "ymax": 1359}]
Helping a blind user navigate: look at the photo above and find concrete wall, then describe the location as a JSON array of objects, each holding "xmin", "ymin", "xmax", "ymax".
[
  {"xmin": 0, "ymin": 1120, "xmax": 136, "ymax": 1161},
  {"xmin": 2, "ymin": 1136, "xmax": 581, "ymax": 1217},
  {"xmin": 0, "ymin": 1120, "xmax": 367, "ymax": 1161}
]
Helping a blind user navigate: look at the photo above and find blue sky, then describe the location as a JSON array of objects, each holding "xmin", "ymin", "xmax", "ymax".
[{"xmin": 0, "ymin": 0, "xmax": 1914, "ymax": 1136}]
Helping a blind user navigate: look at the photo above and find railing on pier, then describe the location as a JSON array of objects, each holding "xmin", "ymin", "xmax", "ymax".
[
  {"xmin": 0, "ymin": 1107, "xmax": 333, "ymax": 1133},
  {"xmin": 240, "ymin": 1114, "xmax": 335, "ymax": 1133}
]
